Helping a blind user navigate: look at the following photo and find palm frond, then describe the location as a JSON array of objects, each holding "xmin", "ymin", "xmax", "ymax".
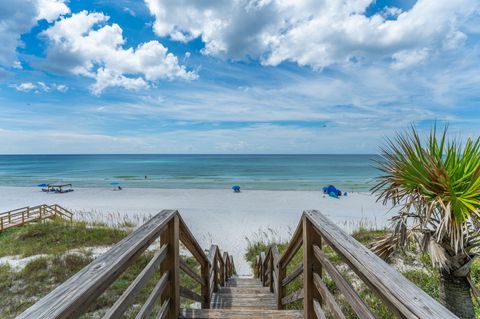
[{"xmin": 371, "ymin": 125, "xmax": 480, "ymax": 270}]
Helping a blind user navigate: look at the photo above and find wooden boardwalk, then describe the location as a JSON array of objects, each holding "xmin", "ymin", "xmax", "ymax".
[
  {"xmin": 180, "ymin": 277, "xmax": 303, "ymax": 318},
  {"xmin": 0, "ymin": 204, "xmax": 73, "ymax": 231},
  {"xmin": 18, "ymin": 209, "xmax": 458, "ymax": 319}
]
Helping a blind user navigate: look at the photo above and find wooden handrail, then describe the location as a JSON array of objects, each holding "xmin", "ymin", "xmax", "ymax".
[
  {"xmin": 19, "ymin": 209, "xmax": 236, "ymax": 319},
  {"xmin": 254, "ymin": 210, "xmax": 458, "ymax": 319}
]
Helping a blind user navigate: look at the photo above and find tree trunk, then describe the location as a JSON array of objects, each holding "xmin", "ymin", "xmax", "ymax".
[{"xmin": 439, "ymin": 270, "xmax": 475, "ymax": 319}]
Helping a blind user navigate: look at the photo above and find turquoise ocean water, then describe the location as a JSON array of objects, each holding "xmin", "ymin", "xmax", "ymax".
[{"xmin": 0, "ymin": 155, "xmax": 380, "ymax": 191}]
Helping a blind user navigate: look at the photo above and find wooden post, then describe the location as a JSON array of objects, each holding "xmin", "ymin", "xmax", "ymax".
[
  {"xmin": 160, "ymin": 215, "xmax": 180, "ymax": 319},
  {"xmin": 260, "ymin": 252, "xmax": 266, "ymax": 285},
  {"xmin": 201, "ymin": 258, "xmax": 210, "ymax": 309},
  {"xmin": 224, "ymin": 255, "xmax": 229, "ymax": 282},
  {"xmin": 220, "ymin": 254, "xmax": 225, "ymax": 286},
  {"xmin": 303, "ymin": 215, "xmax": 322, "ymax": 319},
  {"xmin": 277, "ymin": 260, "xmax": 285, "ymax": 309},
  {"xmin": 263, "ymin": 258, "xmax": 267, "ymax": 287},
  {"xmin": 213, "ymin": 254, "xmax": 219, "ymax": 293},
  {"xmin": 269, "ymin": 253, "xmax": 274, "ymax": 293},
  {"xmin": 22, "ymin": 211, "xmax": 24, "ymax": 224}
]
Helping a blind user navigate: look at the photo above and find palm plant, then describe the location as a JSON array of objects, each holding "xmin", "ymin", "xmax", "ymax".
[{"xmin": 371, "ymin": 125, "xmax": 480, "ymax": 319}]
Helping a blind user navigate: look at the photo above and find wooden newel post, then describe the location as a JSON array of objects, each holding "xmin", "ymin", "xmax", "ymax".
[
  {"xmin": 277, "ymin": 260, "xmax": 285, "ymax": 309},
  {"xmin": 213, "ymin": 254, "xmax": 219, "ymax": 293},
  {"xmin": 160, "ymin": 215, "xmax": 180, "ymax": 319},
  {"xmin": 303, "ymin": 215, "xmax": 322, "ymax": 319},
  {"xmin": 269, "ymin": 252, "xmax": 274, "ymax": 293},
  {"xmin": 220, "ymin": 257, "xmax": 225, "ymax": 287},
  {"xmin": 260, "ymin": 252, "xmax": 266, "ymax": 286},
  {"xmin": 222, "ymin": 252, "xmax": 228, "ymax": 284},
  {"xmin": 201, "ymin": 258, "xmax": 210, "ymax": 309}
]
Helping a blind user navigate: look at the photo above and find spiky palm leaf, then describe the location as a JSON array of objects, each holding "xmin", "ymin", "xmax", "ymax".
[{"xmin": 371, "ymin": 125, "xmax": 480, "ymax": 271}]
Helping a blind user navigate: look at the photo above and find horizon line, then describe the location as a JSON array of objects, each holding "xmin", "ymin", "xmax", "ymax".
[{"xmin": 0, "ymin": 153, "xmax": 380, "ymax": 156}]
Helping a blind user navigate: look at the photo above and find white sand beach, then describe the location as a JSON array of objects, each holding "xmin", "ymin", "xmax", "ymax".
[{"xmin": 0, "ymin": 187, "xmax": 396, "ymax": 274}]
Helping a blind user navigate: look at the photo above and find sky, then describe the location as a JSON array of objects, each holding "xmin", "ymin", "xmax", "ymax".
[{"xmin": 0, "ymin": 0, "xmax": 479, "ymax": 154}]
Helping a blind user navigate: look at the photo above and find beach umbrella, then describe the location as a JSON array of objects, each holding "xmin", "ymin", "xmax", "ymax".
[
  {"xmin": 110, "ymin": 182, "xmax": 121, "ymax": 185},
  {"xmin": 37, "ymin": 183, "xmax": 48, "ymax": 187},
  {"xmin": 232, "ymin": 185, "xmax": 241, "ymax": 192}
]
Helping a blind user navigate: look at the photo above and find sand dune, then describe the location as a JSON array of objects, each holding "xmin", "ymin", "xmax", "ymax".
[{"xmin": 0, "ymin": 187, "xmax": 396, "ymax": 274}]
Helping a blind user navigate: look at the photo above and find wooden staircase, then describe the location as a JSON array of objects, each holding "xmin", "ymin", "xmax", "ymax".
[
  {"xmin": 19, "ymin": 209, "xmax": 458, "ymax": 319},
  {"xmin": 180, "ymin": 277, "xmax": 303, "ymax": 318}
]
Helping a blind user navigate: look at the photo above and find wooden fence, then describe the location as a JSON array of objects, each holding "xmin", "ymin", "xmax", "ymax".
[
  {"xmin": 18, "ymin": 209, "xmax": 235, "ymax": 319},
  {"xmin": 255, "ymin": 210, "xmax": 458, "ymax": 319}
]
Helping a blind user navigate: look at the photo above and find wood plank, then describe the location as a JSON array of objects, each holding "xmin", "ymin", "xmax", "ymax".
[
  {"xmin": 180, "ymin": 258, "xmax": 205, "ymax": 286},
  {"xmin": 161, "ymin": 215, "xmax": 180, "ymax": 319},
  {"xmin": 201, "ymin": 253, "xmax": 210, "ymax": 309},
  {"xmin": 313, "ymin": 272, "xmax": 346, "ymax": 319},
  {"xmin": 304, "ymin": 210, "xmax": 457, "ymax": 319},
  {"xmin": 18, "ymin": 209, "xmax": 177, "ymax": 319},
  {"xmin": 313, "ymin": 298, "xmax": 327, "ymax": 319},
  {"xmin": 155, "ymin": 299, "xmax": 170, "ymax": 319},
  {"xmin": 103, "ymin": 244, "xmax": 168, "ymax": 319},
  {"xmin": 313, "ymin": 245, "xmax": 376, "ymax": 319},
  {"xmin": 180, "ymin": 286, "xmax": 203, "ymax": 303},
  {"xmin": 281, "ymin": 263, "xmax": 303, "ymax": 287},
  {"xmin": 223, "ymin": 252, "xmax": 229, "ymax": 284},
  {"xmin": 218, "ymin": 287, "xmax": 271, "ymax": 294},
  {"xmin": 260, "ymin": 252, "xmax": 266, "ymax": 284},
  {"xmin": 229, "ymin": 256, "xmax": 234, "ymax": 276},
  {"xmin": 179, "ymin": 309, "xmax": 304, "ymax": 318},
  {"xmin": 272, "ymin": 270, "xmax": 278, "ymax": 295},
  {"xmin": 135, "ymin": 271, "xmax": 169, "ymax": 319},
  {"xmin": 303, "ymin": 216, "xmax": 321, "ymax": 319},
  {"xmin": 281, "ymin": 288, "xmax": 304, "ymax": 305}
]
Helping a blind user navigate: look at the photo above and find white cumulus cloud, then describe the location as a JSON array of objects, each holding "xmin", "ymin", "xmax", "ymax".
[
  {"xmin": 145, "ymin": 0, "xmax": 479, "ymax": 69},
  {"xmin": 12, "ymin": 81, "xmax": 68, "ymax": 93},
  {"xmin": 41, "ymin": 10, "xmax": 197, "ymax": 95},
  {"xmin": 14, "ymin": 82, "xmax": 37, "ymax": 92},
  {"xmin": 0, "ymin": 0, "xmax": 69, "ymax": 68}
]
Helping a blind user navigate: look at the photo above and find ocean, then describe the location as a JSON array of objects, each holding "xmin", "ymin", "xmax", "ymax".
[{"xmin": 0, "ymin": 154, "xmax": 380, "ymax": 191}]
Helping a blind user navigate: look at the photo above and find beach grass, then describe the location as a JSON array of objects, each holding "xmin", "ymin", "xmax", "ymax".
[
  {"xmin": 0, "ymin": 218, "xmax": 129, "ymax": 257},
  {"xmin": 0, "ymin": 219, "xmax": 202, "ymax": 318},
  {"xmin": 244, "ymin": 227, "xmax": 480, "ymax": 318}
]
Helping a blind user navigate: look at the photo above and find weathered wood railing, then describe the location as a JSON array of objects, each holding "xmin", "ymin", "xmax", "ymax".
[
  {"xmin": 255, "ymin": 210, "xmax": 458, "ymax": 319},
  {"xmin": 0, "ymin": 204, "xmax": 73, "ymax": 231},
  {"xmin": 18, "ymin": 209, "xmax": 235, "ymax": 319}
]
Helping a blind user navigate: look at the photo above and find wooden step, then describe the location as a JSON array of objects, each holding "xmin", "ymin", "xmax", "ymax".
[
  {"xmin": 180, "ymin": 309, "xmax": 304, "ymax": 318},
  {"xmin": 213, "ymin": 293, "xmax": 275, "ymax": 299},
  {"xmin": 225, "ymin": 283, "xmax": 264, "ymax": 287},
  {"xmin": 211, "ymin": 301, "xmax": 277, "ymax": 309},
  {"xmin": 218, "ymin": 287, "xmax": 271, "ymax": 294}
]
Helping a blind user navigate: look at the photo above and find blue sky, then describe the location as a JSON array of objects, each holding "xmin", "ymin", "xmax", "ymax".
[{"xmin": 0, "ymin": 0, "xmax": 479, "ymax": 154}]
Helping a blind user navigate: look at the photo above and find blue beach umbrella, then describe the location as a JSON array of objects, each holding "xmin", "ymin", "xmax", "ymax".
[
  {"xmin": 232, "ymin": 185, "xmax": 241, "ymax": 192},
  {"xmin": 110, "ymin": 182, "xmax": 121, "ymax": 185},
  {"xmin": 37, "ymin": 183, "xmax": 48, "ymax": 187}
]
